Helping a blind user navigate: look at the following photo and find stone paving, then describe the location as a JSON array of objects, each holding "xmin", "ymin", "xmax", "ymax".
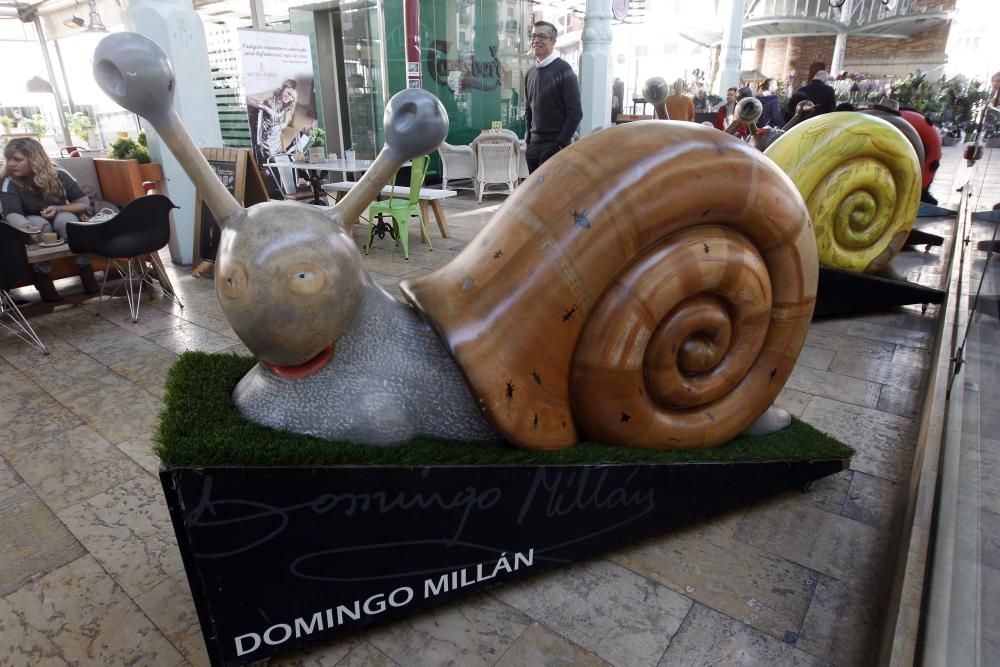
[{"xmin": 0, "ymin": 145, "xmax": 987, "ymax": 666}]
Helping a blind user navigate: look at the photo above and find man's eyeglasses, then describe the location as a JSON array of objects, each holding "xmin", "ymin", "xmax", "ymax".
[{"xmin": 529, "ymin": 33, "xmax": 554, "ymax": 42}]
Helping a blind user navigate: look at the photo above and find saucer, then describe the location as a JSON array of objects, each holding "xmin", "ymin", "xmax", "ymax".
[{"xmin": 39, "ymin": 239, "xmax": 66, "ymax": 248}]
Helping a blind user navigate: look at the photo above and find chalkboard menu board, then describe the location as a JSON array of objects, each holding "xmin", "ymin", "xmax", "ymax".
[{"xmin": 192, "ymin": 148, "xmax": 268, "ymax": 278}]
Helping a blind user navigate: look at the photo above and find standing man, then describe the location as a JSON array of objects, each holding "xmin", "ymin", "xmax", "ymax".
[
  {"xmin": 791, "ymin": 70, "xmax": 837, "ymax": 116},
  {"xmin": 524, "ymin": 21, "xmax": 582, "ymax": 173}
]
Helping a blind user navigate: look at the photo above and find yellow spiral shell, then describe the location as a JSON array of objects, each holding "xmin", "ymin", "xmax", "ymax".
[{"xmin": 764, "ymin": 112, "xmax": 921, "ymax": 273}]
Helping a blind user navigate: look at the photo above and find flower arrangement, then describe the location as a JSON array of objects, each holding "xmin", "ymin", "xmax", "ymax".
[
  {"xmin": 830, "ymin": 71, "xmax": 992, "ymax": 144},
  {"xmin": 832, "ymin": 71, "xmax": 891, "ymax": 105}
]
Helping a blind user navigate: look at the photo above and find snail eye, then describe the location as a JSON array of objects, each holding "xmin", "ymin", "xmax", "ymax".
[
  {"xmin": 287, "ymin": 262, "xmax": 326, "ymax": 295},
  {"xmin": 218, "ymin": 261, "xmax": 248, "ymax": 299}
]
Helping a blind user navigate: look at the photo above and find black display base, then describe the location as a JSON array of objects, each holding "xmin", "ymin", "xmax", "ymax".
[
  {"xmin": 161, "ymin": 458, "xmax": 846, "ymax": 665},
  {"xmin": 816, "ymin": 265, "xmax": 945, "ymax": 317},
  {"xmin": 905, "ymin": 228, "xmax": 944, "ymax": 249},
  {"xmin": 917, "ymin": 204, "xmax": 958, "ymax": 217}
]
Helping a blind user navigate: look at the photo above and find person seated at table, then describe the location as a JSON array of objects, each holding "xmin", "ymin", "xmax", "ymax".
[{"xmin": 1, "ymin": 137, "xmax": 99, "ymax": 301}]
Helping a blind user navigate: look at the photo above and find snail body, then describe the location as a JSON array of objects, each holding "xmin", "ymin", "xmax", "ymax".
[
  {"xmin": 764, "ymin": 112, "xmax": 921, "ymax": 274},
  {"xmin": 95, "ymin": 33, "xmax": 817, "ymax": 452}
]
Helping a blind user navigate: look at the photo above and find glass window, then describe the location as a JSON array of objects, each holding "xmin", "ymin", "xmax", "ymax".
[
  {"xmin": 419, "ymin": 0, "xmax": 532, "ymax": 145},
  {"xmin": 340, "ymin": 4, "xmax": 386, "ymax": 159}
]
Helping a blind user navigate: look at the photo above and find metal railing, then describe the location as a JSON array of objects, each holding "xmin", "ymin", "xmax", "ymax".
[{"xmin": 745, "ymin": 0, "xmax": 919, "ymax": 27}]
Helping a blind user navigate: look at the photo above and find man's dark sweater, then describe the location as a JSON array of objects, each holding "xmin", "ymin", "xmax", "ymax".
[
  {"xmin": 791, "ymin": 79, "xmax": 837, "ymax": 116},
  {"xmin": 524, "ymin": 58, "xmax": 582, "ymax": 147}
]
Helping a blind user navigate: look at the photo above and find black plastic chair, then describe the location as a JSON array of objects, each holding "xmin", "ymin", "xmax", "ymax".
[
  {"xmin": 0, "ymin": 223, "xmax": 47, "ymax": 354},
  {"xmin": 66, "ymin": 194, "xmax": 180, "ymax": 322}
]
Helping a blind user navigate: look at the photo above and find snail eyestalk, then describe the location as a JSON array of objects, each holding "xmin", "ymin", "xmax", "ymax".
[
  {"xmin": 642, "ymin": 76, "xmax": 671, "ymax": 120},
  {"xmin": 782, "ymin": 100, "xmax": 816, "ymax": 132},
  {"xmin": 330, "ymin": 89, "xmax": 448, "ymax": 226},
  {"xmin": 725, "ymin": 96, "xmax": 762, "ymax": 137},
  {"xmin": 92, "ymin": 32, "xmax": 243, "ymax": 227}
]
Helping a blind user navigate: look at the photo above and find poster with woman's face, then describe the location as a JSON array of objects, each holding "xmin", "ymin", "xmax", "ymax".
[{"xmin": 238, "ymin": 29, "xmax": 317, "ymax": 196}]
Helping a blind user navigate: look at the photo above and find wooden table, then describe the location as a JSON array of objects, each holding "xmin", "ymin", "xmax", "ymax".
[
  {"xmin": 25, "ymin": 242, "xmax": 178, "ymax": 300},
  {"xmin": 322, "ymin": 182, "xmax": 457, "ymax": 238},
  {"xmin": 26, "ymin": 242, "xmax": 76, "ymax": 264}
]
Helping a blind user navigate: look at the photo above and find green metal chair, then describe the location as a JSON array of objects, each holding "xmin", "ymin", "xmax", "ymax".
[{"xmin": 366, "ymin": 155, "xmax": 431, "ymax": 260}]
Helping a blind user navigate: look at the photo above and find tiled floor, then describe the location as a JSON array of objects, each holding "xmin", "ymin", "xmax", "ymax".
[{"xmin": 0, "ymin": 146, "xmax": 988, "ymax": 666}]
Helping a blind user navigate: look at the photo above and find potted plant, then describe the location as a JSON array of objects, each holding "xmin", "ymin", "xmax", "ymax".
[
  {"xmin": 109, "ymin": 136, "xmax": 150, "ymax": 162},
  {"xmin": 64, "ymin": 111, "xmax": 94, "ymax": 146},
  {"xmin": 934, "ymin": 76, "xmax": 989, "ymax": 147},
  {"xmin": 0, "ymin": 115, "xmax": 13, "ymax": 134},
  {"xmin": 24, "ymin": 113, "xmax": 49, "ymax": 136},
  {"xmin": 100, "ymin": 136, "xmax": 165, "ymax": 202},
  {"xmin": 891, "ymin": 72, "xmax": 945, "ymax": 117},
  {"xmin": 134, "ymin": 132, "xmax": 165, "ymax": 183},
  {"xmin": 309, "ymin": 127, "xmax": 325, "ymax": 148}
]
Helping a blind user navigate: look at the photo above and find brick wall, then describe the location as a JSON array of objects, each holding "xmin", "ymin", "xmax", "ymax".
[
  {"xmin": 756, "ymin": 36, "xmax": 836, "ymax": 85},
  {"xmin": 759, "ymin": 37, "xmax": 788, "ymax": 80},
  {"xmin": 752, "ymin": 0, "xmax": 955, "ymax": 83}
]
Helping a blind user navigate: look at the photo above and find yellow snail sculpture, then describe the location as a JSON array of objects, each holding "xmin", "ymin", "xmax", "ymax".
[
  {"xmin": 764, "ymin": 113, "xmax": 921, "ymax": 274},
  {"xmin": 644, "ymin": 78, "xmax": 921, "ymax": 274},
  {"xmin": 95, "ymin": 33, "xmax": 818, "ymax": 452}
]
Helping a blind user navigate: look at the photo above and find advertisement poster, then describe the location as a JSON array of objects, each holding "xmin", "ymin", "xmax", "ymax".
[{"xmin": 238, "ymin": 29, "xmax": 317, "ymax": 198}]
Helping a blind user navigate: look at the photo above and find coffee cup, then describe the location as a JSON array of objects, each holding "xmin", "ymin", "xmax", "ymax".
[{"xmin": 42, "ymin": 232, "xmax": 58, "ymax": 244}]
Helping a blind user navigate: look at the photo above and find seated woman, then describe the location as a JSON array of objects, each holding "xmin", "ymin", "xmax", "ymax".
[{"xmin": 0, "ymin": 137, "xmax": 99, "ymax": 301}]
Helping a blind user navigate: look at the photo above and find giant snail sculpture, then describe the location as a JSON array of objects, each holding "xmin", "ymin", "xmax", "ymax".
[
  {"xmin": 643, "ymin": 76, "xmax": 922, "ymax": 275},
  {"xmin": 94, "ymin": 33, "xmax": 818, "ymax": 452}
]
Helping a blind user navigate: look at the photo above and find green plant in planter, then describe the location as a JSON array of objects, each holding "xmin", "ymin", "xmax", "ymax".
[
  {"xmin": 24, "ymin": 113, "xmax": 49, "ymax": 135},
  {"xmin": 108, "ymin": 136, "xmax": 152, "ymax": 163},
  {"xmin": 64, "ymin": 112, "xmax": 93, "ymax": 143},
  {"xmin": 890, "ymin": 72, "xmax": 944, "ymax": 117},
  {"xmin": 936, "ymin": 76, "xmax": 988, "ymax": 142},
  {"xmin": 0, "ymin": 115, "xmax": 14, "ymax": 131},
  {"xmin": 309, "ymin": 127, "xmax": 325, "ymax": 148},
  {"xmin": 137, "ymin": 131, "xmax": 147, "ymax": 147}
]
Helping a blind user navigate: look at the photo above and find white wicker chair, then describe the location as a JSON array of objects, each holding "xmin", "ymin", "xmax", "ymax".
[
  {"xmin": 471, "ymin": 134, "xmax": 519, "ymax": 203},
  {"xmin": 437, "ymin": 142, "xmax": 475, "ymax": 191}
]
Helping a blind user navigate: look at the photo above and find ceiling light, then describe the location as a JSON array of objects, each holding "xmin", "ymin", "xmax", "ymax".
[{"xmin": 26, "ymin": 76, "xmax": 54, "ymax": 94}]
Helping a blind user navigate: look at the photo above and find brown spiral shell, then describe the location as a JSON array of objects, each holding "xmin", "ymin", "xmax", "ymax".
[{"xmin": 402, "ymin": 122, "xmax": 817, "ymax": 451}]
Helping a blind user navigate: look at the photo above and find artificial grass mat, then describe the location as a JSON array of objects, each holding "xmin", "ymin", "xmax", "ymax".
[{"xmin": 154, "ymin": 352, "xmax": 854, "ymax": 468}]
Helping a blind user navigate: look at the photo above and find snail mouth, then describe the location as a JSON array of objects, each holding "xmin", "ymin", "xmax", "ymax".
[{"xmin": 263, "ymin": 346, "xmax": 333, "ymax": 380}]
